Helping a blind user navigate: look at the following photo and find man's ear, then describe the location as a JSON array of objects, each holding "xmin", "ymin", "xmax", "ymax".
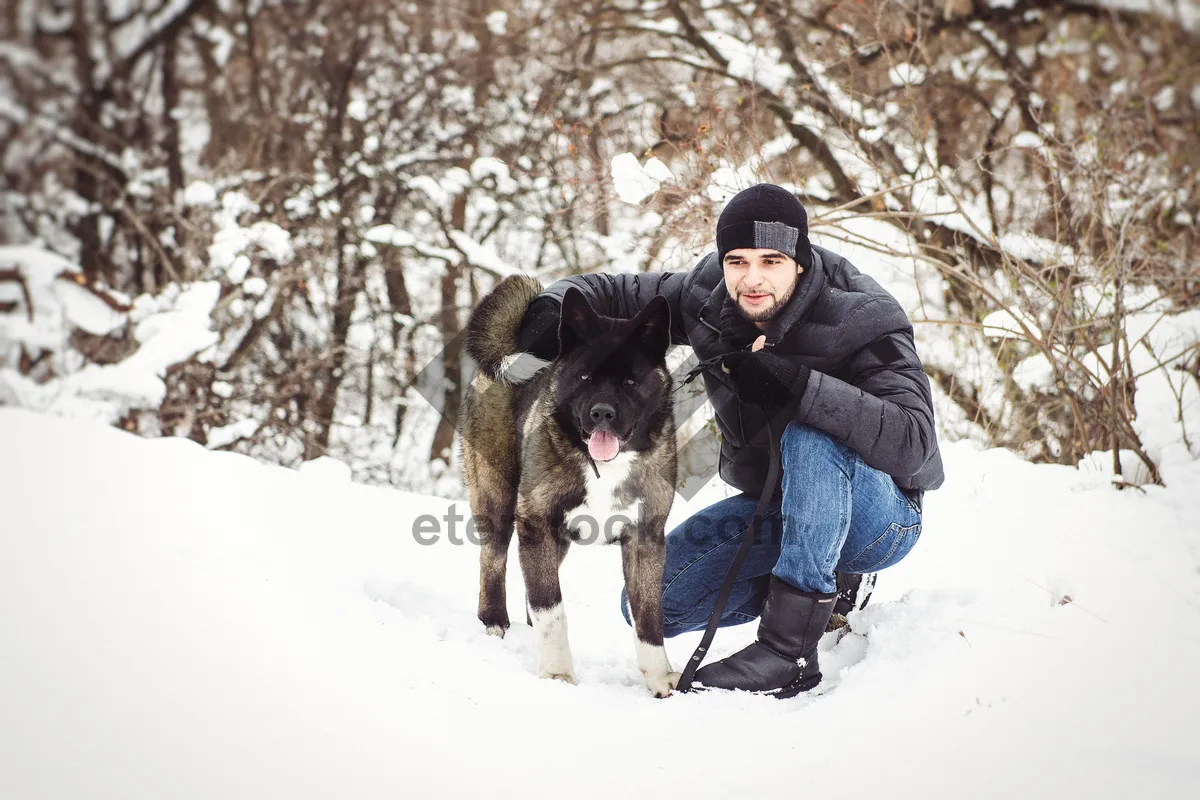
[
  {"xmin": 558, "ymin": 287, "xmax": 596, "ymax": 353},
  {"xmin": 634, "ymin": 295, "xmax": 672, "ymax": 361}
]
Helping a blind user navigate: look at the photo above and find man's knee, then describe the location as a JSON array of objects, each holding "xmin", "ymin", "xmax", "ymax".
[
  {"xmin": 781, "ymin": 421, "xmax": 836, "ymax": 450},
  {"xmin": 660, "ymin": 583, "xmax": 688, "ymax": 630},
  {"xmin": 621, "ymin": 584, "xmax": 695, "ymax": 637},
  {"xmin": 781, "ymin": 422, "xmax": 853, "ymax": 469}
]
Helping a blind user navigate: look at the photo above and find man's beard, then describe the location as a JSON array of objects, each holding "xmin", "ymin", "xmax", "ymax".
[{"xmin": 736, "ymin": 273, "xmax": 799, "ymax": 323}]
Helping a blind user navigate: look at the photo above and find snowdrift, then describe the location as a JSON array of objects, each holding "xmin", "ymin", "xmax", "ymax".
[{"xmin": 1, "ymin": 409, "xmax": 1198, "ymax": 798}]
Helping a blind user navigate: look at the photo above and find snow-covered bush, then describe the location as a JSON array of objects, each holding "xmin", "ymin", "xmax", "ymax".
[{"xmin": 2, "ymin": 0, "xmax": 1197, "ymax": 491}]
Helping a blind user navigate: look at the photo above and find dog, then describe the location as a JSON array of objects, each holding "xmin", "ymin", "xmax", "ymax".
[{"xmin": 460, "ymin": 275, "xmax": 680, "ymax": 697}]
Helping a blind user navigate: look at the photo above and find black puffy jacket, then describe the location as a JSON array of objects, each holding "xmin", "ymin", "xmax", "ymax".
[{"xmin": 530, "ymin": 245, "xmax": 945, "ymax": 503}]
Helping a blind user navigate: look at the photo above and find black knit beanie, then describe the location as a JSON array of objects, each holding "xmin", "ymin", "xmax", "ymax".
[{"xmin": 715, "ymin": 184, "xmax": 813, "ymax": 268}]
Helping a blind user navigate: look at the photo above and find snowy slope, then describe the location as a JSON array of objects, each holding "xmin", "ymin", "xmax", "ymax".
[{"xmin": 1, "ymin": 408, "xmax": 1199, "ymax": 799}]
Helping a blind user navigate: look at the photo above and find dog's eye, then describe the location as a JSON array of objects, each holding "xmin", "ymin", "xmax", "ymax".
[
  {"xmin": 580, "ymin": 373, "xmax": 590, "ymax": 381},
  {"xmin": 623, "ymin": 378, "xmax": 636, "ymax": 386}
]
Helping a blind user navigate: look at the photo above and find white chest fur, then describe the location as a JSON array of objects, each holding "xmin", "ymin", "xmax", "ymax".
[{"xmin": 564, "ymin": 451, "xmax": 639, "ymax": 544}]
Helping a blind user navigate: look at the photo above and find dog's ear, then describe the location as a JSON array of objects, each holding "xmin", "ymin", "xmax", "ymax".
[
  {"xmin": 634, "ymin": 295, "xmax": 672, "ymax": 361},
  {"xmin": 559, "ymin": 287, "xmax": 597, "ymax": 353}
]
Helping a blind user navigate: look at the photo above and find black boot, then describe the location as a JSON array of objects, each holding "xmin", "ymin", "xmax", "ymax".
[
  {"xmin": 828, "ymin": 571, "xmax": 877, "ymax": 632},
  {"xmin": 692, "ymin": 575, "xmax": 837, "ymax": 698}
]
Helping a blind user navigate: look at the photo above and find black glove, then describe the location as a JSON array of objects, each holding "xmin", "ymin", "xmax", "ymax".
[
  {"xmin": 721, "ymin": 349, "xmax": 811, "ymax": 408},
  {"xmin": 516, "ymin": 297, "xmax": 562, "ymax": 361}
]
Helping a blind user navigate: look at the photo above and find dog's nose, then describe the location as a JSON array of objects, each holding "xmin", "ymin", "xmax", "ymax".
[{"xmin": 589, "ymin": 403, "xmax": 616, "ymax": 424}]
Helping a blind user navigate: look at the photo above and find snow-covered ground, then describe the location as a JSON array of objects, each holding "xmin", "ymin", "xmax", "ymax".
[{"xmin": 2, "ymin": 408, "xmax": 1199, "ymax": 799}]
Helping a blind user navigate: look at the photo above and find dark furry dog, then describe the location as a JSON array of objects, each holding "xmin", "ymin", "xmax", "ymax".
[{"xmin": 460, "ymin": 275, "xmax": 680, "ymax": 696}]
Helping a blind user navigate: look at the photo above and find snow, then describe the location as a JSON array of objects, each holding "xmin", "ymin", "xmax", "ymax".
[
  {"xmin": 1, "ymin": 279, "xmax": 219, "ymax": 420},
  {"xmin": 448, "ymin": 230, "xmax": 518, "ymax": 277},
  {"xmin": 409, "ymin": 169, "xmax": 472, "ymax": 209},
  {"xmin": 642, "ymin": 157, "xmax": 673, "ymax": 183},
  {"xmin": 997, "ymin": 231, "xmax": 1074, "ymax": 265},
  {"xmin": 110, "ymin": 0, "xmax": 194, "ymax": 63},
  {"xmin": 52, "ymin": 279, "xmax": 126, "ymax": 336},
  {"xmin": 242, "ymin": 276, "xmax": 268, "ymax": 296},
  {"xmin": 1011, "ymin": 131, "xmax": 1045, "ymax": 149},
  {"xmin": 2, "ymin": 409, "xmax": 1198, "ymax": 798},
  {"xmin": 206, "ymin": 418, "xmax": 258, "ymax": 449},
  {"xmin": 208, "ymin": 193, "xmax": 294, "ymax": 278},
  {"xmin": 610, "ymin": 152, "xmax": 672, "ymax": 205},
  {"xmin": 705, "ymin": 163, "xmax": 761, "ymax": 203},
  {"xmin": 0, "ymin": 245, "xmax": 128, "ymax": 348},
  {"xmin": 298, "ymin": 454, "xmax": 354, "ymax": 482},
  {"xmin": 888, "ymin": 63, "xmax": 927, "ymax": 86},
  {"xmin": 701, "ymin": 32, "xmax": 790, "ymax": 94},
  {"xmin": 1126, "ymin": 307, "xmax": 1200, "ymax": 467},
  {"xmin": 66, "ymin": 281, "xmax": 220, "ymax": 407},
  {"xmin": 364, "ymin": 224, "xmax": 416, "ymax": 247},
  {"xmin": 203, "ymin": 23, "xmax": 235, "ymax": 66},
  {"xmin": 485, "ymin": 11, "xmax": 508, "ymax": 35},
  {"xmin": 1090, "ymin": 0, "xmax": 1200, "ymax": 33},
  {"xmin": 469, "ymin": 157, "xmax": 517, "ymax": 193},
  {"xmin": 363, "ymin": 225, "xmax": 462, "ymax": 266},
  {"xmin": 1012, "ymin": 351, "xmax": 1055, "ymax": 392},
  {"xmin": 182, "ymin": 181, "xmax": 217, "ymax": 206},
  {"xmin": 1153, "ymin": 85, "xmax": 1175, "ymax": 111},
  {"xmin": 0, "ymin": 247, "xmax": 229, "ymax": 425},
  {"xmin": 980, "ymin": 306, "xmax": 1042, "ymax": 340},
  {"xmin": 346, "ymin": 95, "xmax": 369, "ymax": 122}
]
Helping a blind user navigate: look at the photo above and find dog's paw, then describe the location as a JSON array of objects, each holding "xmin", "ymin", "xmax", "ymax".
[
  {"xmin": 539, "ymin": 670, "xmax": 578, "ymax": 685},
  {"xmin": 485, "ymin": 624, "xmax": 507, "ymax": 639},
  {"xmin": 643, "ymin": 669, "xmax": 681, "ymax": 698}
]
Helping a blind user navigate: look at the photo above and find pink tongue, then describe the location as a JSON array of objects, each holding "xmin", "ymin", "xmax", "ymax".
[{"xmin": 588, "ymin": 431, "xmax": 620, "ymax": 461}]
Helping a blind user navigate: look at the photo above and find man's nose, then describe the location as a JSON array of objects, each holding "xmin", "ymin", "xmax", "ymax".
[{"xmin": 745, "ymin": 263, "xmax": 766, "ymax": 287}]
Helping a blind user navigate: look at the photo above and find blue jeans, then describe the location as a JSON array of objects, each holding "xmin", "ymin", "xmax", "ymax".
[{"xmin": 621, "ymin": 423, "xmax": 923, "ymax": 637}]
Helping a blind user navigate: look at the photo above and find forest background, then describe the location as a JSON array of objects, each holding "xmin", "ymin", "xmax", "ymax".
[{"xmin": 2, "ymin": 0, "xmax": 1198, "ymax": 496}]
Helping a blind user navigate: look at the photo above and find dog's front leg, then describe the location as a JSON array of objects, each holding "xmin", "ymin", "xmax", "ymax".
[
  {"xmin": 517, "ymin": 515, "xmax": 576, "ymax": 684},
  {"xmin": 620, "ymin": 526, "xmax": 679, "ymax": 698}
]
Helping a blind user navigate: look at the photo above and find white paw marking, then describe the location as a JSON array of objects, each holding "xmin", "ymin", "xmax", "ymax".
[
  {"xmin": 643, "ymin": 670, "xmax": 681, "ymax": 698},
  {"xmin": 636, "ymin": 639, "xmax": 678, "ymax": 697},
  {"xmin": 529, "ymin": 603, "xmax": 575, "ymax": 683},
  {"xmin": 540, "ymin": 671, "xmax": 579, "ymax": 685}
]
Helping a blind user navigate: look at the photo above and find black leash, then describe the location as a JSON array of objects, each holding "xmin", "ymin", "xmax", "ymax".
[{"xmin": 674, "ymin": 359, "xmax": 782, "ymax": 693}]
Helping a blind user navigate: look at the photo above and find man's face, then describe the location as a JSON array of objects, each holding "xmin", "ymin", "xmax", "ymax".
[{"xmin": 722, "ymin": 248, "xmax": 803, "ymax": 323}]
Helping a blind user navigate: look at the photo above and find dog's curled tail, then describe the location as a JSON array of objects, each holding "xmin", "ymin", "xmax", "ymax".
[{"xmin": 464, "ymin": 274, "xmax": 551, "ymax": 386}]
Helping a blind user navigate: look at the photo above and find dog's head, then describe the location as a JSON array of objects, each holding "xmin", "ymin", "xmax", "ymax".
[{"xmin": 552, "ymin": 288, "xmax": 673, "ymax": 462}]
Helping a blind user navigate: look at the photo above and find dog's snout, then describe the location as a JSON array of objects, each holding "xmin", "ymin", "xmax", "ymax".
[{"xmin": 589, "ymin": 403, "xmax": 616, "ymax": 425}]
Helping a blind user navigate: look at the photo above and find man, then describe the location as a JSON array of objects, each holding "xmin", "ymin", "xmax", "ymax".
[{"xmin": 515, "ymin": 183, "xmax": 944, "ymax": 696}]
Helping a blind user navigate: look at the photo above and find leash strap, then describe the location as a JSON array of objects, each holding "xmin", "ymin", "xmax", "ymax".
[
  {"xmin": 680, "ymin": 354, "xmax": 727, "ymax": 387},
  {"xmin": 675, "ymin": 415, "xmax": 781, "ymax": 692}
]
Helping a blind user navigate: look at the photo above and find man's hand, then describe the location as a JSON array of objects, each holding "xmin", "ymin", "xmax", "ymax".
[
  {"xmin": 720, "ymin": 336, "xmax": 811, "ymax": 408},
  {"xmin": 516, "ymin": 297, "xmax": 562, "ymax": 361}
]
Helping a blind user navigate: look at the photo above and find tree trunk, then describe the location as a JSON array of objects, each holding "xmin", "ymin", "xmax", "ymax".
[
  {"xmin": 384, "ymin": 251, "xmax": 415, "ymax": 446},
  {"xmin": 305, "ymin": 236, "xmax": 357, "ymax": 460},
  {"xmin": 427, "ymin": 0, "xmax": 493, "ymax": 467}
]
